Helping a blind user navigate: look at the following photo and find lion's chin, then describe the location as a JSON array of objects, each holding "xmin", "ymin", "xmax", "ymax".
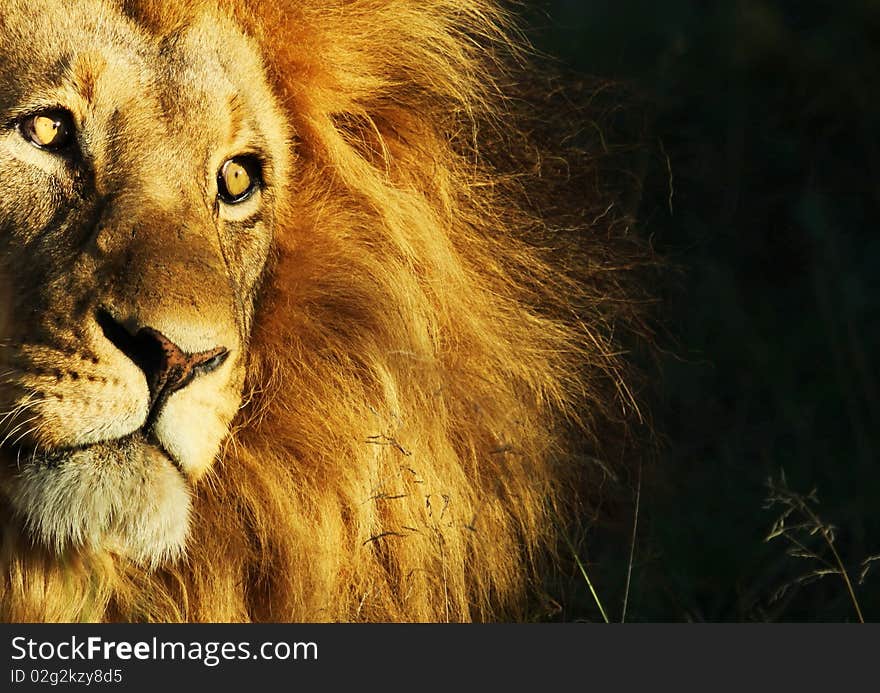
[{"xmin": 1, "ymin": 436, "xmax": 191, "ymax": 569}]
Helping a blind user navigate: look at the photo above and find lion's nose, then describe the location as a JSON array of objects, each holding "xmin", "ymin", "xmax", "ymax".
[{"xmin": 96, "ymin": 310, "xmax": 229, "ymax": 408}]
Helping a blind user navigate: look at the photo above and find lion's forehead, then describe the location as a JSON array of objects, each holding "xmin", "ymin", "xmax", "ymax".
[{"xmin": 0, "ymin": 0, "xmax": 273, "ymax": 166}]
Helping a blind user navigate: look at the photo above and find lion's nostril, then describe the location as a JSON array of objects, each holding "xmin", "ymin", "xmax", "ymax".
[
  {"xmin": 96, "ymin": 309, "xmax": 228, "ymax": 408},
  {"xmin": 194, "ymin": 350, "xmax": 229, "ymax": 375}
]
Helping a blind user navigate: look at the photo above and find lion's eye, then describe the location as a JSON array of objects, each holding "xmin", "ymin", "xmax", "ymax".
[
  {"xmin": 218, "ymin": 156, "xmax": 261, "ymax": 204},
  {"xmin": 20, "ymin": 110, "xmax": 75, "ymax": 151}
]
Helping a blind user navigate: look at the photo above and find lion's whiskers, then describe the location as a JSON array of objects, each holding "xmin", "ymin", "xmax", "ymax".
[
  {"xmin": 0, "ymin": 412, "xmax": 43, "ymax": 450},
  {"xmin": 8, "ymin": 421, "xmax": 42, "ymax": 451},
  {"xmin": 0, "ymin": 392, "xmax": 44, "ymax": 429}
]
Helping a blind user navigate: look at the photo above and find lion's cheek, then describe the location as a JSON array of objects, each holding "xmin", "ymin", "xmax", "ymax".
[
  {"xmin": 21, "ymin": 366, "xmax": 150, "ymax": 451},
  {"xmin": 0, "ymin": 270, "xmax": 12, "ymax": 342},
  {"xmin": 152, "ymin": 376, "xmax": 240, "ymax": 479}
]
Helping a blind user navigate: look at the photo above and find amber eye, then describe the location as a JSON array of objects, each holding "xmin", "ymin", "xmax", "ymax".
[
  {"xmin": 218, "ymin": 156, "xmax": 261, "ymax": 204},
  {"xmin": 20, "ymin": 110, "xmax": 75, "ymax": 151}
]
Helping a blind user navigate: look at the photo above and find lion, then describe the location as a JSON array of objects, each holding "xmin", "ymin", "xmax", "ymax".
[{"xmin": 0, "ymin": 0, "xmax": 649, "ymax": 622}]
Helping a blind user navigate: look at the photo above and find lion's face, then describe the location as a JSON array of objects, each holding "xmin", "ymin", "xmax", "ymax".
[{"xmin": 0, "ymin": 0, "xmax": 290, "ymax": 566}]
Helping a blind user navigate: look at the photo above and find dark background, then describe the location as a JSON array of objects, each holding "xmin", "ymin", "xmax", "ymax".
[{"xmin": 524, "ymin": 0, "xmax": 880, "ymax": 621}]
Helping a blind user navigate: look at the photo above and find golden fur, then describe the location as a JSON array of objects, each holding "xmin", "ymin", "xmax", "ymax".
[{"xmin": 0, "ymin": 0, "xmax": 649, "ymax": 622}]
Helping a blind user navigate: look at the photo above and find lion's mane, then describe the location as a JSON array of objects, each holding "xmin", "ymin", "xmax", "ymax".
[{"xmin": 1, "ymin": 0, "xmax": 650, "ymax": 622}]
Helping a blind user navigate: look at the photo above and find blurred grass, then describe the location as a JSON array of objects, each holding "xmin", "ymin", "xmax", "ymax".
[{"xmin": 525, "ymin": 0, "xmax": 880, "ymax": 621}]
